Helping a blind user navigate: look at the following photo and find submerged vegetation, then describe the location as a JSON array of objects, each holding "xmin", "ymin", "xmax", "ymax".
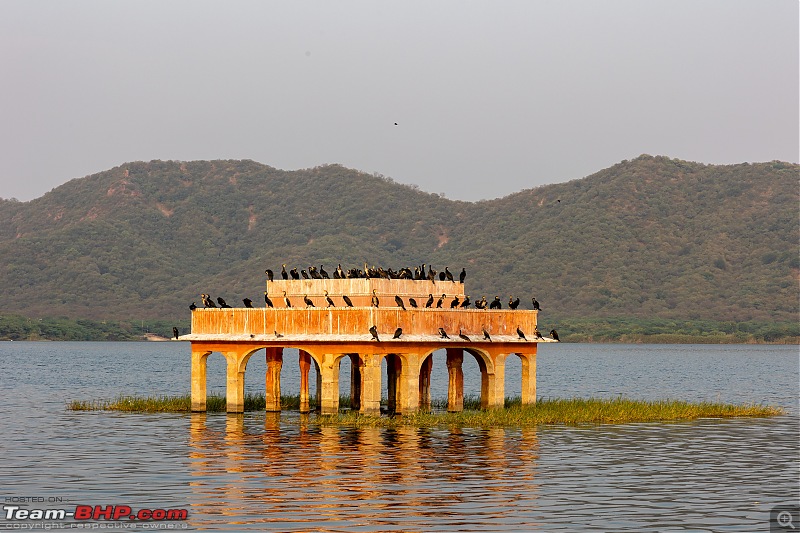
[{"xmin": 67, "ymin": 393, "xmax": 783, "ymax": 427}]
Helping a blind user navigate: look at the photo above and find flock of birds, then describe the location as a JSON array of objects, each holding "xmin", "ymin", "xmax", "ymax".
[{"xmin": 189, "ymin": 262, "xmax": 559, "ymax": 342}]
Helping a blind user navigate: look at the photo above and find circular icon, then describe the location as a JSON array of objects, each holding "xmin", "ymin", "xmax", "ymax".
[{"xmin": 777, "ymin": 510, "xmax": 795, "ymax": 529}]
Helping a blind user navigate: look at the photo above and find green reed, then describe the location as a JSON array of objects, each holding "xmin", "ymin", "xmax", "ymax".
[{"xmin": 68, "ymin": 394, "xmax": 782, "ymax": 427}]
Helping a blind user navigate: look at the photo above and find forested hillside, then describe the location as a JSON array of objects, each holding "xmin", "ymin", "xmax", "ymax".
[{"xmin": 0, "ymin": 155, "xmax": 796, "ymax": 341}]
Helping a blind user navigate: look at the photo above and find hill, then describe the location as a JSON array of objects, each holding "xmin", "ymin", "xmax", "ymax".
[{"xmin": 0, "ymin": 156, "xmax": 797, "ymax": 341}]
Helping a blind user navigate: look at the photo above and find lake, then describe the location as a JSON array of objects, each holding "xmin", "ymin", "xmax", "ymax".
[{"xmin": 1, "ymin": 342, "xmax": 797, "ymax": 531}]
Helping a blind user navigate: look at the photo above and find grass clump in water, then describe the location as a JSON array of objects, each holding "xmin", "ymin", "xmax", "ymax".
[{"xmin": 68, "ymin": 394, "xmax": 783, "ymax": 427}]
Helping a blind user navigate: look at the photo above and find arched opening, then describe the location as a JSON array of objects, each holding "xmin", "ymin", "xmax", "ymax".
[
  {"xmin": 503, "ymin": 352, "xmax": 523, "ymax": 407},
  {"xmin": 383, "ymin": 353, "xmax": 402, "ymax": 414}
]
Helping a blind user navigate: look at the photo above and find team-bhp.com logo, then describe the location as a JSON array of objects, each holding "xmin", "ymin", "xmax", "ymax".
[{"xmin": 4, "ymin": 504, "xmax": 188, "ymax": 521}]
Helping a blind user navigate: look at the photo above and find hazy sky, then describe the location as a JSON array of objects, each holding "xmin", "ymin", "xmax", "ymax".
[{"xmin": 1, "ymin": 1, "xmax": 797, "ymax": 202}]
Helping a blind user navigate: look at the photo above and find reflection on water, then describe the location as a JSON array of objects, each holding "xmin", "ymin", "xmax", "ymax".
[
  {"xmin": 0, "ymin": 342, "xmax": 797, "ymax": 531},
  {"xmin": 187, "ymin": 412, "xmax": 543, "ymax": 531}
]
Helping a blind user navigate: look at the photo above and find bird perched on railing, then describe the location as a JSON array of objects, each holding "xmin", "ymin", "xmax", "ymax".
[
  {"xmin": 303, "ymin": 295, "xmax": 315, "ymax": 307},
  {"xmin": 189, "ymin": 302, "xmax": 197, "ymax": 311},
  {"xmin": 550, "ymin": 329, "xmax": 560, "ymax": 341},
  {"xmin": 436, "ymin": 294, "xmax": 445, "ymax": 308},
  {"xmin": 395, "ymin": 295, "xmax": 406, "ymax": 310},
  {"xmin": 369, "ymin": 325, "xmax": 380, "ymax": 341},
  {"xmin": 265, "ymin": 269, "xmax": 274, "ymax": 282},
  {"xmin": 482, "ymin": 327, "xmax": 492, "ymax": 342},
  {"xmin": 342, "ymin": 294, "xmax": 354, "ymax": 307},
  {"xmin": 444, "ymin": 267, "xmax": 454, "ymax": 282},
  {"xmin": 408, "ymin": 298, "xmax": 418, "ymax": 308},
  {"xmin": 460, "ymin": 295, "xmax": 471, "ymax": 308},
  {"xmin": 531, "ymin": 297, "xmax": 541, "ymax": 311},
  {"xmin": 475, "ymin": 296, "xmax": 487, "ymax": 309},
  {"xmin": 282, "ymin": 291, "xmax": 292, "ymax": 308},
  {"xmin": 438, "ymin": 327, "xmax": 450, "ymax": 339},
  {"xmin": 516, "ymin": 326, "xmax": 527, "ymax": 340},
  {"xmin": 371, "ymin": 289, "xmax": 380, "ymax": 308},
  {"xmin": 450, "ymin": 296, "xmax": 460, "ymax": 308},
  {"xmin": 217, "ymin": 297, "xmax": 231, "ymax": 308},
  {"xmin": 534, "ymin": 328, "xmax": 544, "ymax": 339},
  {"xmin": 324, "ymin": 290, "xmax": 335, "ymax": 307},
  {"xmin": 263, "ymin": 292, "xmax": 274, "ymax": 308},
  {"xmin": 393, "ymin": 327, "xmax": 403, "ymax": 339},
  {"xmin": 425, "ymin": 294, "xmax": 434, "ymax": 308},
  {"xmin": 201, "ymin": 294, "xmax": 215, "ymax": 308},
  {"xmin": 489, "ymin": 296, "xmax": 502, "ymax": 309},
  {"xmin": 290, "ymin": 268, "xmax": 300, "ymax": 280},
  {"xmin": 281, "ymin": 264, "xmax": 289, "ymax": 280},
  {"xmin": 320, "ymin": 265, "xmax": 329, "ymax": 279},
  {"xmin": 509, "ymin": 296, "xmax": 520, "ymax": 310},
  {"xmin": 243, "ymin": 298, "xmax": 253, "ymax": 308},
  {"xmin": 458, "ymin": 329, "xmax": 471, "ymax": 342}
]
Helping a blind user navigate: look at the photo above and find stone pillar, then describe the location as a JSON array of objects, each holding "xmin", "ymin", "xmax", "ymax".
[
  {"xmin": 191, "ymin": 349, "xmax": 209, "ymax": 412},
  {"xmin": 298, "ymin": 350, "xmax": 311, "ymax": 413},
  {"xmin": 226, "ymin": 352, "xmax": 246, "ymax": 414},
  {"xmin": 359, "ymin": 353, "xmax": 382, "ymax": 415},
  {"xmin": 446, "ymin": 348, "xmax": 464, "ymax": 412},
  {"xmin": 519, "ymin": 349, "xmax": 537, "ymax": 405},
  {"xmin": 479, "ymin": 349, "xmax": 505, "ymax": 410},
  {"xmin": 314, "ymin": 359, "xmax": 322, "ymax": 412},
  {"xmin": 265, "ymin": 347, "xmax": 283, "ymax": 412},
  {"xmin": 419, "ymin": 354, "xmax": 433, "ymax": 411},
  {"xmin": 319, "ymin": 354, "xmax": 340, "ymax": 415},
  {"xmin": 397, "ymin": 352, "xmax": 420, "ymax": 415},
  {"xmin": 349, "ymin": 354, "xmax": 362, "ymax": 411}
]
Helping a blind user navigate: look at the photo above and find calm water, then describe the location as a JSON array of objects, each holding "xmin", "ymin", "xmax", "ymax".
[{"xmin": 0, "ymin": 342, "xmax": 797, "ymax": 531}]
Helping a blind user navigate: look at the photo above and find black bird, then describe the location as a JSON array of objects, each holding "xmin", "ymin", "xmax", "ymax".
[
  {"xmin": 189, "ymin": 302, "xmax": 197, "ymax": 311},
  {"xmin": 534, "ymin": 328, "xmax": 544, "ymax": 339},
  {"xmin": 265, "ymin": 269, "xmax": 274, "ymax": 282},
  {"xmin": 489, "ymin": 296, "xmax": 502, "ymax": 309},
  {"xmin": 320, "ymin": 265, "xmax": 329, "ymax": 279},
  {"xmin": 274, "ymin": 330, "xmax": 283, "ymax": 338},
  {"xmin": 393, "ymin": 327, "xmax": 403, "ymax": 339},
  {"xmin": 324, "ymin": 290, "xmax": 335, "ymax": 307},
  {"xmin": 458, "ymin": 329, "xmax": 471, "ymax": 342},
  {"xmin": 438, "ymin": 271, "xmax": 446, "ymax": 281},
  {"xmin": 459, "ymin": 268, "xmax": 467, "ymax": 283},
  {"xmin": 283, "ymin": 291, "xmax": 292, "ymax": 308},
  {"xmin": 343, "ymin": 294, "xmax": 354, "ymax": 307},
  {"xmin": 281, "ymin": 264, "xmax": 289, "ymax": 280},
  {"xmin": 371, "ymin": 289, "xmax": 379, "ymax": 308},
  {"xmin": 290, "ymin": 268, "xmax": 300, "ymax": 280},
  {"xmin": 450, "ymin": 296, "xmax": 460, "ymax": 308},
  {"xmin": 425, "ymin": 294, "xmax": 434, "ymax": 308},
  {"xmin": 408, "ymin": 298, "xmax": 418, "ymax": 308},
  {"xmin": 303, "ymin": 294, "xmax": 315, "ymax": 307},
  {"xmin": 444, "ymin": 267, "xmax": 454, "ymax": 282},
  {"xmin": 475, "ymin": 296, "xmax": 487, "ymax": 310},
  {"xmin": 173, "ymin": 327, "xmax": 179, "ymax": 340},
  {"xmin": 217, "ymin": 297, "xmax": 231, "ymax": 308},
  {"xmin": 202, "ymin": 294, "xmax": 216, "ymax": 308},
  {"xmin": 369, "ymin": 325, "xmax": 380, "ymax": 341},
  {"xmin": 395, "ymin": 295, "xmax": 406, "ymax": 310},
  {"xmin": 550, "ymin": 329, "xmax": 560, "ymax": 342},
  {"xmin": 301, "ymin": 269, "xmax": 309, "ymax": 279},
  {"xmin": 531, "ymin": 297, "xmax": 541, "ymax": 311},
  {"xmin": 336, "ymin": 264, "xmax": 345, "ymax": 279},
  {"xmin": 264, "ymin": 292, "xmax": 274, "ymax": 308},
  {"xmin": 243, "ymin": 298, "xmax": 253, "ymax": 308},
  {"xmin": 509, "ymin": 296, "xmax": 520, "ymax": 310},
  {"xmin": 460, "ymin": 296, "xmax": 471, "ymax": 308},
  {"xmin": 309, "ymin": 266, "xmax": 320, "ymax": 279},
  {"xmin": 438, "ymin": 327, "xmax": 450, "ymax": 339},
  {"xmin": 436, "ymin": 294, "xmax": 445, "ymax": 308},
  {"xmin": 517, "ymin": 326, "xmax": 527, "ymax": 340},
  {"xmin": 483, "ymin": 327, "xmax": 492, "ymax": 342}
]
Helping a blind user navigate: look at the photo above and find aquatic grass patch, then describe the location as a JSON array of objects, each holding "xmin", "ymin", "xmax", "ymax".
[
  {"xmin": 68, "ymin": 394, "xmax": 782, "ymax": 426},
  {"xmin": 318, "ymin": 397, "xmax": 783, "ymax": 428},
  {"xmin": 67, "ymin": 393, "xmax": 349, "ymax": 413}
]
